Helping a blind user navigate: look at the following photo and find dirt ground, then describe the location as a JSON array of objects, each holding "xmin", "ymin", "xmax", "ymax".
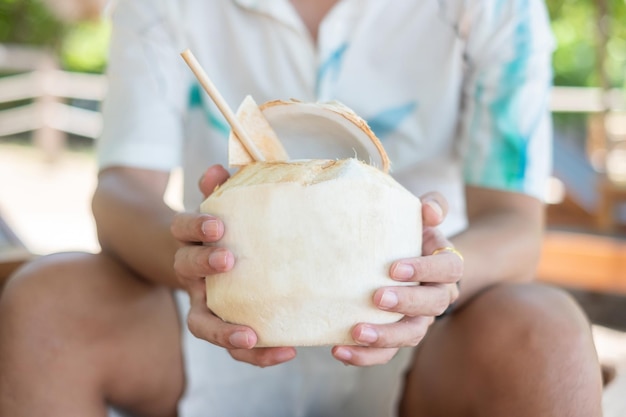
[{"xmin": 0, "ymin": 141, "xmax": 99, "ymax": 255}]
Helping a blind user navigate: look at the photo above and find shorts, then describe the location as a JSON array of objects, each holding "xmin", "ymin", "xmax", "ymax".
[{"xmin": 110, "ymin": 290, "xmax": 415, "ymax": 417}]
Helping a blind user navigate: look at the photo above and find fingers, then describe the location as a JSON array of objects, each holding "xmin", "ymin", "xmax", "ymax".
[
  {"xmin": 229, "ymin": 347, "xmax": 297, "ymax": 367},
  {"xmin": 390, "ymin": 247, "xmax": 463, "ymax": 285},
  {"xmin": 420, "ymin": 192, "xmax": 448, "ymax": 227},
  {"xmin": 178, "ymin": 165, "xmax": 301, "ymax": 369},
  {"xmin": 334, "ymin": 191, "xmax": 452, "ymax": 367},
  {"xmin": 187, "ymin": 288, "xmax": 297, "ymax": 367},
  {"xmin": 187, "ymin": 304, "xmax": 257, "ymax": 349},
  {"xmin": 352, "ymin": 315, "xmax": 434, "ymax": 347},
  {"xmin": 420, "ymin": 223, "xmax": 453, "ymax": 257},
  {"xmin": 171, "ymin": 212, "xmax": 225, "ymax": 244},
  {"xmin": 174, "ymin": 246, "xmax": 234, "ymax": 290},
  {"xmin": 332, "ymin": 346, "xmax": 400, "ymax": 367},
  {"xmin": 171, "ymin": 166, "xmax": 229, "ymax": 244},
  {"xmin": 331, "ymin": 315, "xmax": 435, "ymax": 366},
  {"xmin": 373, "ymin": 284, "xmax": 455, "ymax": 317},
  {"xmin": 198, "ymin": 165, "xmax": 230, "ymax": 198}
]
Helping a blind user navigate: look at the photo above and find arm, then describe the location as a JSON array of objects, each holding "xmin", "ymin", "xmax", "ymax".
[
  {"xmin": 92, "ymin": 166, "xmax": 180, "ymax": 287},
  {"xmin": 91, "ymin": 0, "xmax": 191, "ymax": 287},
  {"xmin": 451, "ymin": 186, "xmax": 545, "ymax": 305}
]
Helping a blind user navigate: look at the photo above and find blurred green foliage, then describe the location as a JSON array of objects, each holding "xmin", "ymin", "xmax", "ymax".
[
  {"xmin": 0, "ymin": 0, "xmax": 63, "ymax": 47},
  {"xmin": 0, "ymin": 0, "xmax": 624, "ymax": 86},
  {"xmin": 60, "ymin": 21, "xmax": 110, "ymax": 73},
  {"xmin": 0, "ymin": 0, "xmax": 109, "ymax": 73},
  {"xmin": 548, "ymin": 0, "xmax": 626, "ymax": 88}
]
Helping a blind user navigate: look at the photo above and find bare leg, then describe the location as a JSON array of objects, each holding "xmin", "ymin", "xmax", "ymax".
[
  {"xmin": 0, "ymin": 252, "xmax": 184, "ymax": 417},
  {"xmin": 400, "ymin": 283, "xmax": 603, "ymax": 417}
]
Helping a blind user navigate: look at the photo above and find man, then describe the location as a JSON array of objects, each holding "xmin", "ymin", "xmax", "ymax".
[{"xmin": 0, "ymin": 1, "xmax": 603, "ymax": 416}]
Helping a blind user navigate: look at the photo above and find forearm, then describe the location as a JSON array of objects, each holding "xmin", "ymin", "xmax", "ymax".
[
  {"xmin": 92, "ymin": 167, "xmax": 182, "ymax": 288},
  {"xmin": 450, "ymin": 187, "xmax": 546, "ymax": 306}
]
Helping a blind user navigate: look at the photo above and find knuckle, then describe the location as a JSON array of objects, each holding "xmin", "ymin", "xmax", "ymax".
[
  {"xmin": 422, "ymin": 227, "xmax": 438, "ymax": 243},
  {"xmin": 255, "ymin": 352, "xmax": 276, "ymax": 368},
  {"xmin": 194, "ymin": 251, "xmax": 210, "ymax": 270},
  {"xmin": 187, "ymin": 310, "xmax": 224, "ymax": 347},
  {"xmin": 194, "ymin": 216, "xmax": 208, "ymax": 236},
  {"xmin": 232, "ymin": 350, "xmax": 273, "ymax": 368},
  {"xmin": 406, "ymin": 333, "xmax": 422, "ymax": 347},
  {"xmin": 186, "ymin": 310, "xmax": 202, "ymax": 339},
  {"xmin": 448, "ymin": 258, "xmax": 464, "ymax": 280},
  {"xmin": 417, "ymin": 327, "xmax": 428, "ymax": 343},
  {"xmin": 174, "ymin": 270, "xmax": 186, "ymax": 286},
  {"xmin": 411, "ymin": 259, "xmax": 426, "ymax": 278},
  {"xmin": 345, "ymin": 353, "xmax": 370, "ymax": 367},
  {"xmin": 433, "ymin": 295, "xmax": 450, "ymax": 316},
  {"xmin": 173, "ymin": 251, "xmax": 185, "ymax": 273},
  {"xmin": 228, "ymin": 350, "xmax": 254, "ymax": 366},
  {"xmin": 403, "ymin": 320, "xmax": 427, "ymax": 347},
  {"xmin": 402, "ymin": 290, "xmax": 421, "ymax": 316},
  {"xmin": 169, "ymin": 220, "xmax": 178, "ymax": 239}
]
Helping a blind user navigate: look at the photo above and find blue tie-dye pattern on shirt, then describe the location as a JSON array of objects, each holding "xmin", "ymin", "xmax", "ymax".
[
  {"xmin": 367, "ymin": 101, "xmax": 418, "ymax": 140},
  {"xmin": 484, "ymin": 0, "xmax": 532, "ymax": 189},
  {"xmin": 465, "ymin": 0, "xmax": 550, "ymax": 192},
  {"xmin": 188, "ymin": 82, "xmax": 230, "ymax": 139},
  {"xmin": 316, "ymin": 43, "xmax": 349, "ymax": 97}
]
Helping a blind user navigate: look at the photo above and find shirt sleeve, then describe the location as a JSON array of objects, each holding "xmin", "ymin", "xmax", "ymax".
[
  {"xmin": 458, "ymin": 0, "xmax": 555, "ymax": 200},
  {"xmin": 97, "ymin": 0, "xmax": 189, "ymax": 172}
]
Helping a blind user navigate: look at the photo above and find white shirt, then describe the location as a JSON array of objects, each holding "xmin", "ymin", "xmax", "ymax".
[
  {"xmin": 98, "ymin": 0, "xmax": 555, "ymax": 237},
  {"xmin": 100, "ymin": 2, "xmax": 555, "ymax": 416}
]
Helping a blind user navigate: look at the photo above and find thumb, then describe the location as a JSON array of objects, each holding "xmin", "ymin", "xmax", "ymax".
[{"xmin": 199, "ymin": 165, "xmax": 231, "ymax": 198}]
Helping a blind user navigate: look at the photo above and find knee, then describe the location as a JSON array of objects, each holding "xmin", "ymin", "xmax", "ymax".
[
  {"xmin": 460, "ymin": 283, "xmax": 601, "ymax": 385},
  {"xmin": 0, "ymin": 252, "xmax": 110, "ymax": 339},
  {"xmin": 469, "ymin": 284, "xmax": 594, "ymax": 349},
  {"xmin": 3, "ymin": 251, "xmax": 90, "ymax": 299}
]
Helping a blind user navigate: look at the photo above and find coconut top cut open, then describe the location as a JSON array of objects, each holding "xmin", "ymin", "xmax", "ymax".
[{"xmin": 229, "ymin": 97, "xmax": 390, "ymax": 173}]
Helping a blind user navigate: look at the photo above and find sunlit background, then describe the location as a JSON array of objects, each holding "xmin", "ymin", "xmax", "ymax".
[{"xmin": 0, "ymin": 0, "xmax": 625, "ymax": 414}]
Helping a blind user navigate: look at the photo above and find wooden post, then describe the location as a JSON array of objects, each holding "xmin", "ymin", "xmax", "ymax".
[{"xmin": 32, "ymin": 53, "xmax": 66, "ymax": 161}]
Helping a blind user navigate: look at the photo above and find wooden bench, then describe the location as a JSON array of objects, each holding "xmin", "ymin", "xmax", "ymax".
[
  {"xmin": 537, "ymin": 230, "xmax": 626, "ymax": 295},
  {"xmin": 0, "ymin": 215, "xmax": 32, "ymax": 290},
  {"xmin": 597, "ymin": 177, "xmax": 626, "ymax": 233}
]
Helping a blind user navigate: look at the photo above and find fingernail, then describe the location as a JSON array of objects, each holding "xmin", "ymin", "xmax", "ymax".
[
  {"xmin": 202, "ymin": 219, "xmax": 221, "ymax": 240},
  {"xmin": 209, "ymin": 249, "xmax": 228, "ymax": 270},
  {"xmin": 357, "ymin": 326, "xmax": 378, "ymax": 344},
  {"xmin": 334, "ymin": 347, "xmax": 352, "ymax": 362},
  {"xmin": 379, "ymin": 290, "xmax": 398, "ymax": 309},
  {"xmin": 391, "ymin": 263, "xmax": 414, "ymax": 280},
  {"xmin": 229, "ymin": 331, "xmax": 251, "ymax": 348},
  {"xmin": 424, "ymin": 199, "xmax": 443, "ymax": 220},
  {"xmin": 275, "ymin": 348, "xmax": 297, "ymax": 362}
]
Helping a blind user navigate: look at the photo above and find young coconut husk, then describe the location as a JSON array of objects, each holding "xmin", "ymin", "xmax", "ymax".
[
  {"xmin": 201, "ymin": 98, "xmax": 420, "ymax": 347},
  {"xmin": 202, "ymin": 159, "xmax": 420, "ymax": 347}
]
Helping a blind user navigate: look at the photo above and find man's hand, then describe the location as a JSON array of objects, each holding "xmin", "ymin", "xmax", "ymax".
[
  {"xmin": 332, "ymin": 192, "xmax": 463, "ymax": 366},
  {"xmin": 171, "ymin": 165, "xmax": 297, "ymax": 367}
]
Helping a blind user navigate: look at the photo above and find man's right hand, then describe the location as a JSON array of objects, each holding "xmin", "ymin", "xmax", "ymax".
[{"xmin": 171, "ymin": 165, "xmax": 297, "ymax": 367}]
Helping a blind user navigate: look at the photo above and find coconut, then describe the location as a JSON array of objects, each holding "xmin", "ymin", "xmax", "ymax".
[
  {"xmin": 201, "ymin": 99, "xmax": 421, "ymax": 347},
  {"xmin": 230, "ymin": 98, "xmax": 390, "ymax": 173}
]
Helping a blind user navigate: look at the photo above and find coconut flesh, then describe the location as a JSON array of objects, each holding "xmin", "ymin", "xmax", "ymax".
[{"xmin": 201, "ymin": 96, "xmax": 422, "ymax": 347}]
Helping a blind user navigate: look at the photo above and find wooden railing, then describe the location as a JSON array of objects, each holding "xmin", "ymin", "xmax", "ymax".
[
  {"xmin": 550, "ymin": 86, "xmax": 625, "ymax": 113},
  {"xmin": 0, "ymin": 44, "xmax": 106, "ymax": 158}
]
